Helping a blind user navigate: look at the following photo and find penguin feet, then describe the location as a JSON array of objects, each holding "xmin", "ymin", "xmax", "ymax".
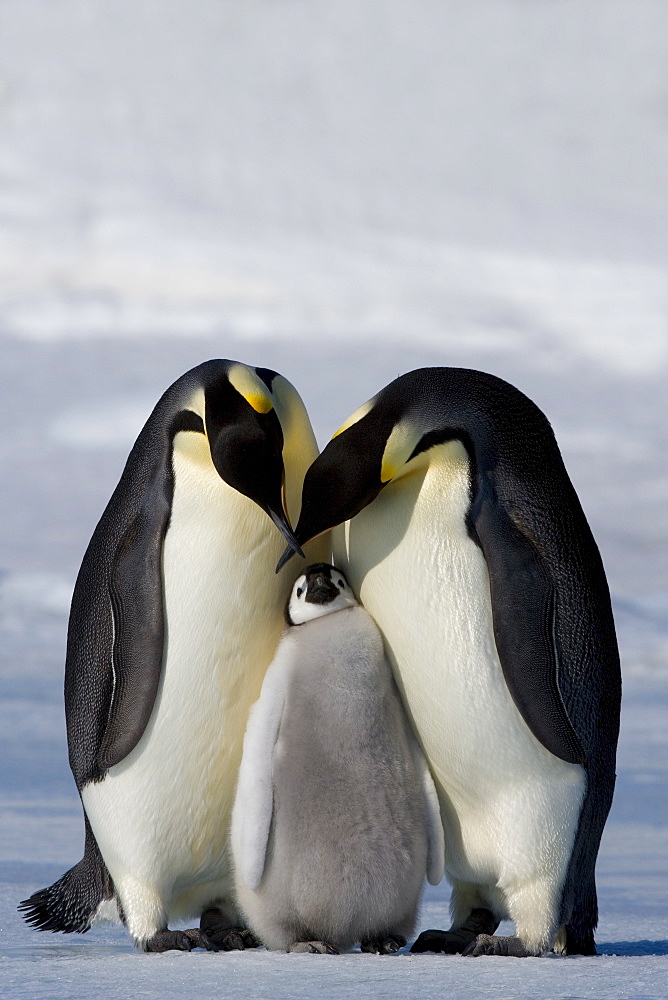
[
  {"xmin": 289, "ymin": 940, "xmax": 339, "ymax": 954},
  {"xmin": 410, "ymin": 908, "xmax": 499, "ymax": 954},
  {"xmin": 463, "ymin": 934, "xmax": 535, "ymax": 958},
  {"xmin": 200, "ymin": 908, "xmax": 260, "ymax": 950},
  {"xmin": 361, "ymin": 935, "xmax": 407, "ymax": 954},
  {"xmin": 143, "ymin": 928, "xmax": 218, "ymax": 952}
]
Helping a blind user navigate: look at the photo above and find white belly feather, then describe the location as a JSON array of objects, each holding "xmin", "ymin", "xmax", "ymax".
[
  {"xmin": 333, "ymin": 440, "xmax": 585, "ymax": 897},
  {"xmin": 83, "ymin": 430, "xmax": 324, "ymax": 939}
]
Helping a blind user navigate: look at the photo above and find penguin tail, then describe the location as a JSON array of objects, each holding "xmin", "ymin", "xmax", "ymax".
[{"xmin": 18, "ymin": 818, "xmax": 116, "ymax": 934}]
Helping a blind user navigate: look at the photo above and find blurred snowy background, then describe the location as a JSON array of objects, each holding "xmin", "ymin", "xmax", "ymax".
[{"xmin": 1, "ymin": 2, "xmax": 667, "ymax": 997}]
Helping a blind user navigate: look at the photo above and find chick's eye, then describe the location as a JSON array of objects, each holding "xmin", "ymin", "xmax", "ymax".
[
  {"xmin": 337, "ymin": 580, "xmax": 344, "ymax": 589},
  {"xmin": 296, "ymin": 587, "xmax": 304, "ymax": 598}
]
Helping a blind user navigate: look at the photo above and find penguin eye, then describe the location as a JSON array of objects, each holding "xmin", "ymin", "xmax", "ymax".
[
  {"xmin": 296, "ymin": 587, "xmax": 304, "ymax": 598},
  {"xmin": 337, "ymin": 580, "xmax": 345, "ymax": 589}
]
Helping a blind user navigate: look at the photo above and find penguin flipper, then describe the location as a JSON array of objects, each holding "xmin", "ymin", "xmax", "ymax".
[
  {"xmin": 65, "ymin": 403, "xmax": 180, "ymax": 784},
  {"xmin": 473, "ymin": 496, "xmax": 584, "ymax": 766},
  {"xmin": 233, "ymin": 650, "xmax": 289, "ymax": 891},
  {"xmin": 96, "ymin": 480, "xmax": 171, "ymax": 772}
]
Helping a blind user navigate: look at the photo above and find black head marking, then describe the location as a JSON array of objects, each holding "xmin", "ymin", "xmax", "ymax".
[
  {"xmin": 284, "ymin": 563, "xmax": 353, "ymax": 625},
  {"xmin": 203, "ymin": 372, "xmax": 304, "ymax": 559},
  {"xmin": 255, "ymin": 368, "xmax": 279, "ymax": 391},
  {"xmin": 170, "ymin": 409, "xmax": 205, "ymax": 438},
  {"xmin": 303, "ymin": 563, "xmax": 341, "ymax": 605}
]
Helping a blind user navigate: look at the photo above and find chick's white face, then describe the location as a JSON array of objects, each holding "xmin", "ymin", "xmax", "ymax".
[{"xmin": 287, "ymin": 564, "xmax": 358, "ymax": 626}]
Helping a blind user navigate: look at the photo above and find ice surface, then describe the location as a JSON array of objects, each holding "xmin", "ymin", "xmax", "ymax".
[{"xmin": 1, "ymin": 2, "xmax": 667, "ymax": 998}]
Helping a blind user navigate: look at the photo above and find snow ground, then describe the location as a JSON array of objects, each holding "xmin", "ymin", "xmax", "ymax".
[{"xmin": 1, "ymin": 2, "xmax": 667, "ymax": 998}]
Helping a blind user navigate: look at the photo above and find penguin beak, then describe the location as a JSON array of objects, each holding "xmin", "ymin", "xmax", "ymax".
[
  {"xmin": 275, "ymin": 416, "xmax": 387, "ymax": 574},
  {"xmin": 277, "ymin": 526, "xmax": 336, "ymax": 573},
  {"xmin": 267, "ymin": 506, "xmax": 305, "ymax": 564},
  {"xmin": 276, "ymin": 542, "xmax": 297, "ymax": 574},
  {"xmin": 206, "ymin": 397, "xmax": 305, "ymax": 560}
]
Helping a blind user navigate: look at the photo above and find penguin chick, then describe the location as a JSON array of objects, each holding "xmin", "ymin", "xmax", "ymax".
[{"xmin": 231, "ymin": 564, "xmax": 444, "ymax": 954}]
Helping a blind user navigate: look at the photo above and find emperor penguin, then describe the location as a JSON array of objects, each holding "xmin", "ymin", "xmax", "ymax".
[
  {"xmin": 20, "ymin": 360, "xmax": 327, "ymax": 952},
  {"xmin": 231, "ymin": 564, "xmax": 444, "ymax": 954},
  {"xmin": 277, "ymin": 368, "xmax": 621, "ymax": 957}
]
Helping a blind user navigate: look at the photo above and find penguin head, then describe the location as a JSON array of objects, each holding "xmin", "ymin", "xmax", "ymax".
[
  {"xmin": 179, "ymin": 361, "xmax": 310, "ymax": 558},
  {"xmin": 276, "ymin": 373, "xmax": 451, "ymax": 570},
  {"xmin": 286, "ymin": 563, "xmax": 358, "ymax": 625}
]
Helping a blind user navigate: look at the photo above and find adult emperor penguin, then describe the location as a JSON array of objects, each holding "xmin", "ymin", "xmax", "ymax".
[
  {"xmin": 231, "ymin": 564, "xmax": 444, "ymax": 954},
  {"xmin": 277, "ymin": 368, "xmax": 621, "ymax": 957},
  {"xmin": 20, "ymin": 360, "xmax": 327, "ymax": 952}
]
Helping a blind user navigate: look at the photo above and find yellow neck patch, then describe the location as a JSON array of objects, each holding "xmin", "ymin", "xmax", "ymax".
[
  {"xmin": 380, "ymin": 420, "xmax": 421, "ymax": 483},
  {"xmin": 332, "ymin": 398, "xmax": 375, "ymax": 439},
  {"xmin": 227, "ymin": 363, "xmax": 274, "ymax": 414}
]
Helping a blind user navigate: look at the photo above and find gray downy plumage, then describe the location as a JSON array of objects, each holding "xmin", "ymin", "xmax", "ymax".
[{"xmin": 231, "ymin": 564, "xmax": 444, "ymax": 953}]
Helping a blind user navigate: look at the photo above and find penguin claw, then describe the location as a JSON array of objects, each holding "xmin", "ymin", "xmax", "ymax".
[
  {"xmin": 143, "ymin": 928, "xmax": 218, "ymax": 952},
  {"xmin": 221, "ymin": 930, "xmax": 255, "ymax": 951},
  {"xmin": 289, "ymin": 940, "xmax": 339, "ymax": 954},
  {"xmin": 185, "ymin": 928, "xmax": 220, "ymax": 952},
  {"xmin": 361, "ymin": 935, "xmax": 407, "ymax": 954},
  {"xmin": 212, "ymin": 927, "xmax": 260, "ymax": 951},
  {"xmin": 463, "ymin": 934, "xmax": 534, "ymax": 958},
  {"xmin": 199, "ymin": 909, "xmax": 260, "ymax": 951},
  {"xmin": 410, "ymin": 908, "xmax": 499, "ymax": 954}
]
